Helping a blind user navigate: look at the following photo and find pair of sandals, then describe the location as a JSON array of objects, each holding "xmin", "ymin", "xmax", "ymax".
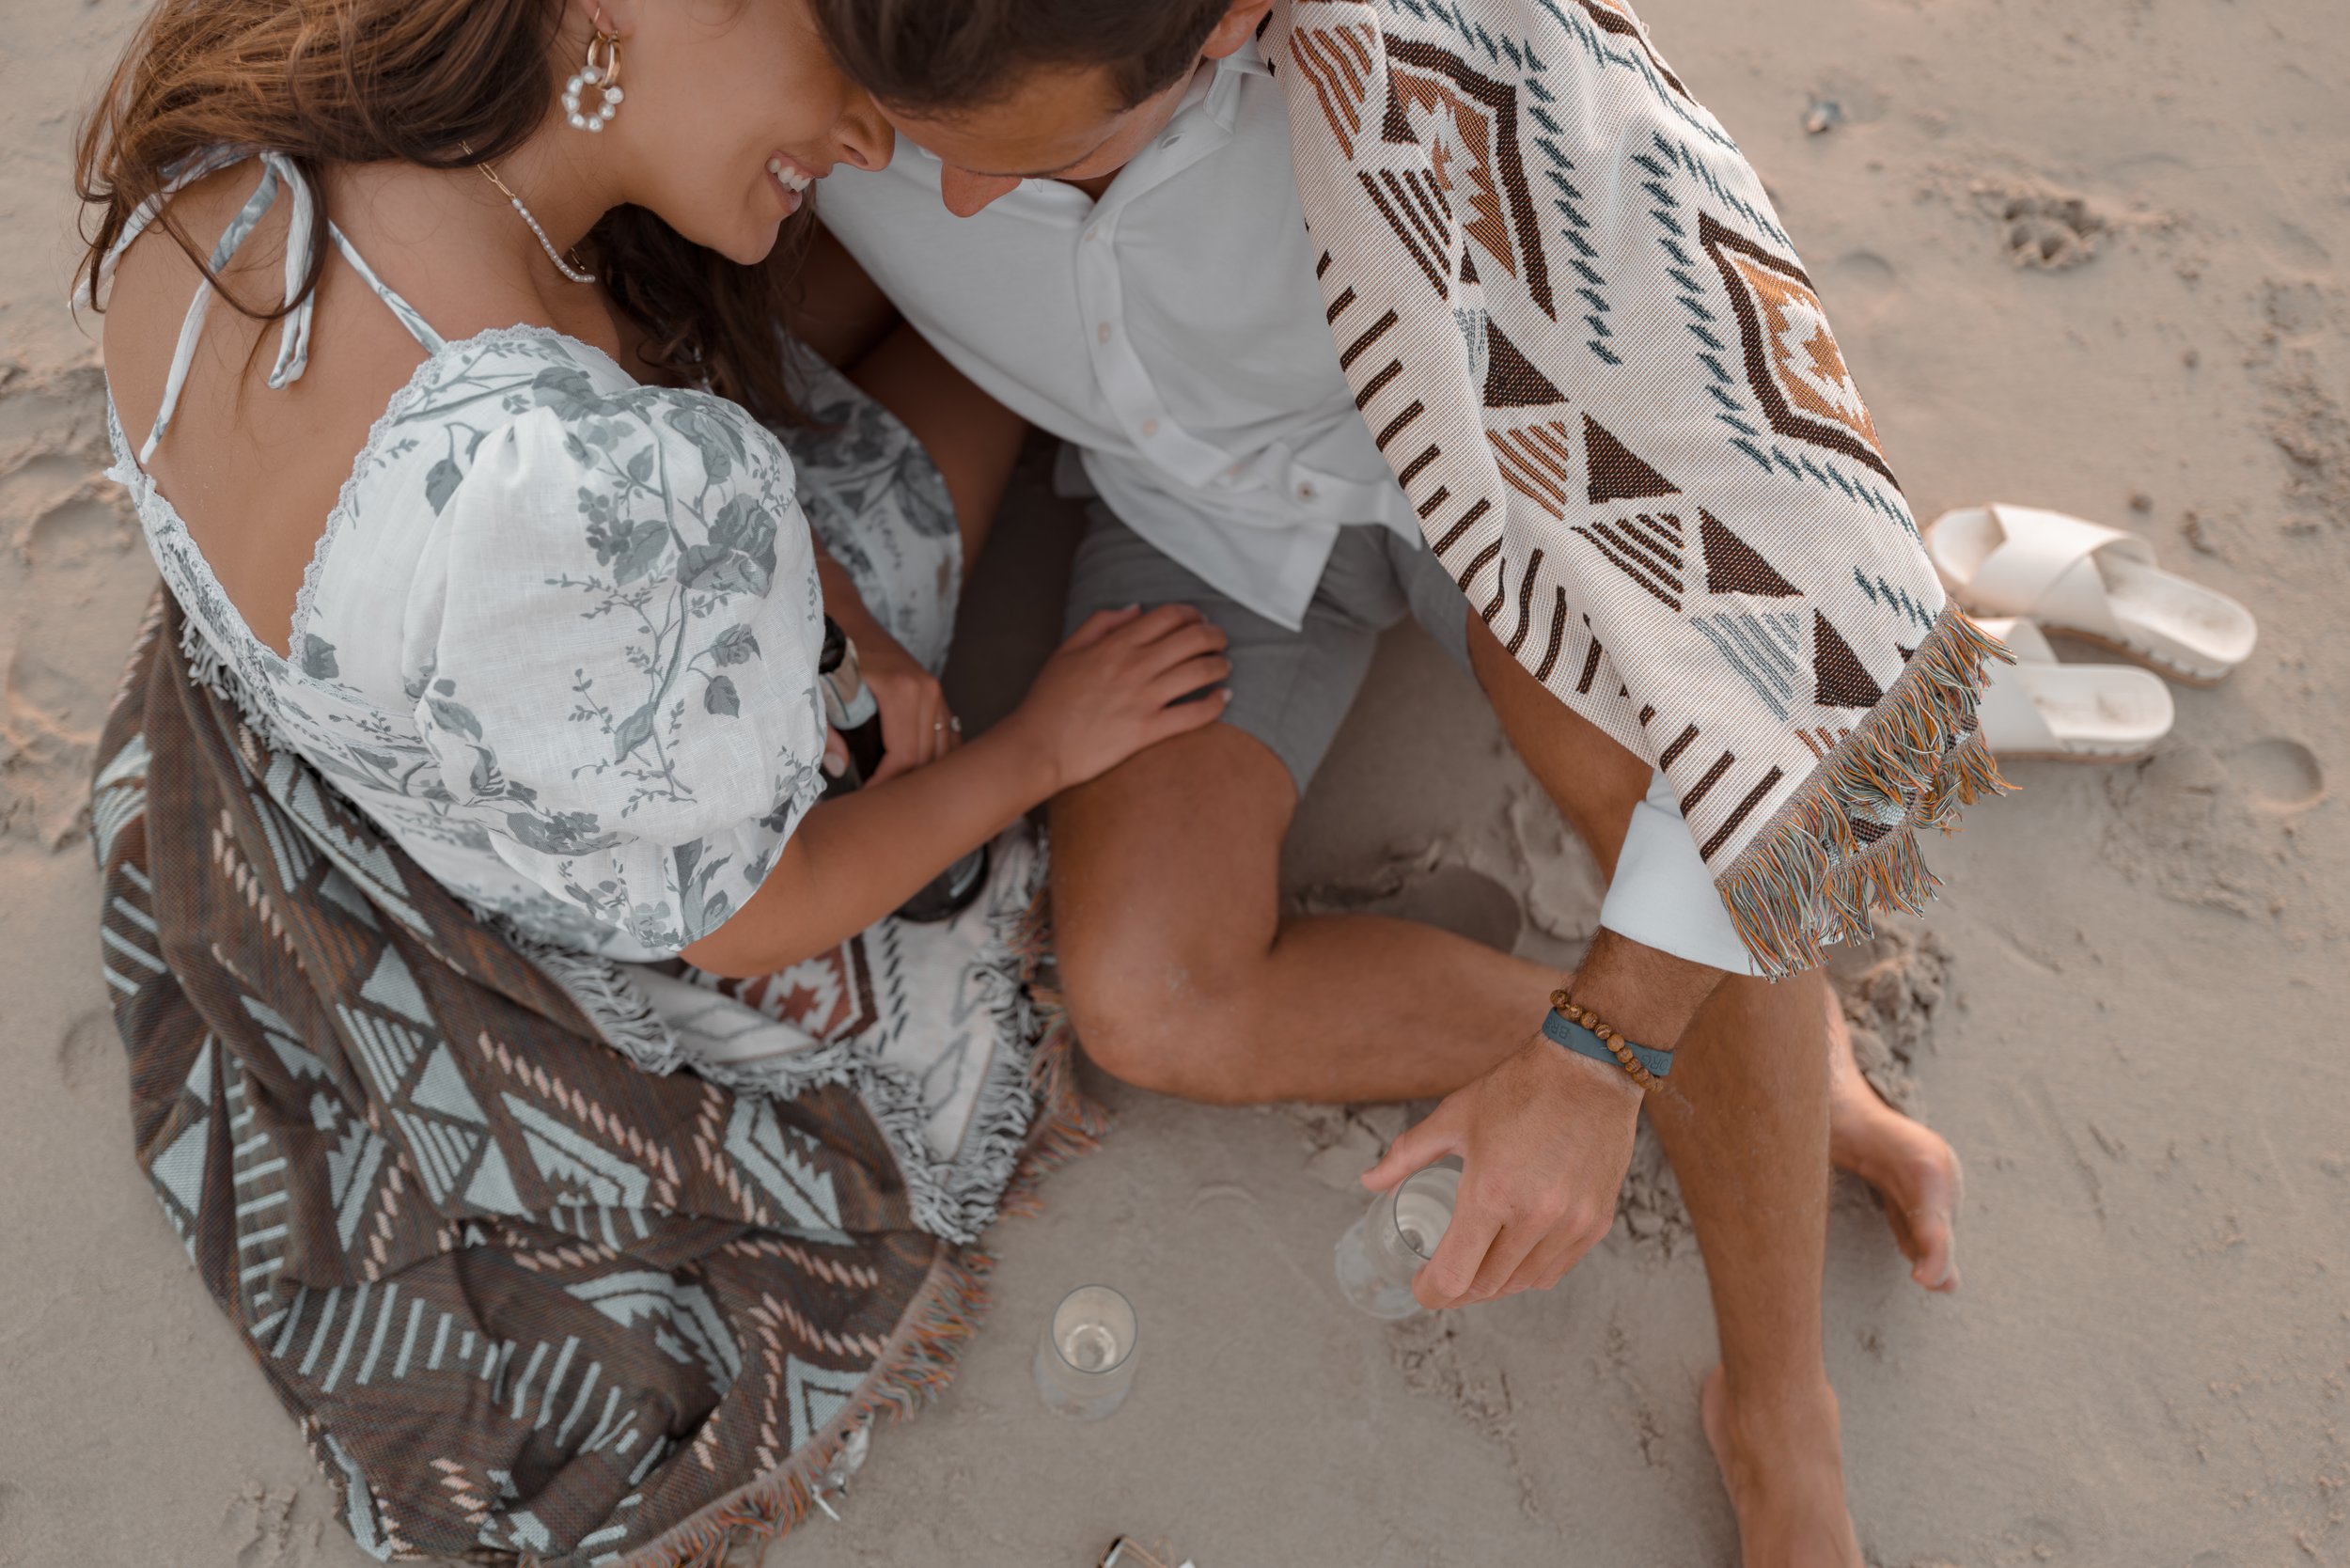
[{"xmin": 1929, "ymin": 503, "xmax": 2258, "ymax": 762}]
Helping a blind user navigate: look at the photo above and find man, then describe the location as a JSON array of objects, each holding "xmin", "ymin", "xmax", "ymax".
[{"xmin": 808, "ymin": 0, "xmax": 1973, "ymax": 1557}]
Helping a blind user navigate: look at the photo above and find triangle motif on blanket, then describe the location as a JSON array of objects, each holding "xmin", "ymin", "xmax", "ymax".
[
  {"xmin": 1573, "ymin": 511, "xmax": 1684, "ymax": 610},
  {"xmin": 1694, "ymin": 610, "xmax": 1805, "ymax": 722},
  {"xmin": 1489, "ymin": 420, "xmax": 1577, "ymax": 517},
  {"xmin": 1700, "ymin": 510, "xmax": 1802, "ymax": 598},
  {"xmin": 1582, "ymin": 415, "xmax": 1680, "ymax": 504},
  {"xmin": 1811, "ymin": 611, "xmax": 1886, "ymax": 709},
  {"xmin": 1484, "ymin": 322, "xmax": 1563, "ymax": 407},
  {"xmin": 784, "ymin": 1356, "xmax": 868, "ymax": 1451}
]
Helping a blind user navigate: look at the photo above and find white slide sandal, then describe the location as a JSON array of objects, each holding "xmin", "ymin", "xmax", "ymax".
[
  {"xmin": 1927, "ymin": 503, "xmax": 2256, "ymax": 684},
  {"xmin": 1971, "ymin": 618, "xmax": 2174, "ymax": 762}
]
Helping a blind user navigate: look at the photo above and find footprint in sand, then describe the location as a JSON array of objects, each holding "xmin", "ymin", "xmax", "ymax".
[
  {"xmin": 1292, "ymin": 851, "xmax": 1526, "ymax": 955},
  {"xmin": 1825, "ymin": 250, "xmax": 1900, "ymax": 325},
  {"xmin": 54, "ymin": 1010, "xmax": 117, "ymax": 1093},
  {"xmin": 22, "ymin": 491, "xmax": 134, "ymax": 570},
  {"xmin": 2225, "ymin": 737, "xmax": 2326, "ymax": 811},
  {"xmin": 2, "ymin": 651, "xmax": 103, "ymax": 849},
  {"xmin": 2101, "ymin": 744, "xmax": 2304, "ymax": 917},
  {"xmin": 1995, "ymin": 191, "xmax": 2105, "ymax": 271}
]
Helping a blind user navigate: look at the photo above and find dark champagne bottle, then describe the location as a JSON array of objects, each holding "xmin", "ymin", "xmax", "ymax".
[{"xmin": 816, "ymin": 617, "xmax": 990, "ymax": 923}]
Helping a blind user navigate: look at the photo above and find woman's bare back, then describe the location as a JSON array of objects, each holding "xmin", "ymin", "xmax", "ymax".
[{"xmin": 102, "ymin": 160, "xmax": 625, "ymax": 655}]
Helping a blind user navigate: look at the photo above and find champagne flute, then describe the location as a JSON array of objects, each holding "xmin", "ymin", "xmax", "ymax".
[
  {"xmin": 1334, "ymin": 1158, "xmax": 1462, "ymax": 1319},
  {"xmin": 1033, "ymin": 1284, "xmax": 1138, "ymax": 1419}
]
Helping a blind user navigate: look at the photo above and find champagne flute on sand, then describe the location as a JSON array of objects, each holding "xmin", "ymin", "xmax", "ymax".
[
  {"xmin": 1335, "ymin": 1158, "xmax": 1462, "ymax": 1319},
  {"xmin": 1034, "ymin": 1284, "xmax": 1138, "ymax": 1419}
]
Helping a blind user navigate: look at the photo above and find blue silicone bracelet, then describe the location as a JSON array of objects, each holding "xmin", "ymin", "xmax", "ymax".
[{"xmin": 1541, "ymin": 1007, "xmax": 1673, "ymax": 1082}]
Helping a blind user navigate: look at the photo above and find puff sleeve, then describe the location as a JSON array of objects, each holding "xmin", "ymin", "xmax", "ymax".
[{"xmin": 401, "ymin": 382, "xmax": 829, "ymax": 954}]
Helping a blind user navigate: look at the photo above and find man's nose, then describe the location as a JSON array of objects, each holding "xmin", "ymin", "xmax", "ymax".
[{"xmin": 939, "ymin": 166, "xmax": 1022, "ymax": 218}]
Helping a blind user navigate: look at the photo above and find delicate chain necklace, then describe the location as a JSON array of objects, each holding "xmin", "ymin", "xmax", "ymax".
[{"xmin": 470, "ymin": 152, "xmax": 596, "ymax": 285}]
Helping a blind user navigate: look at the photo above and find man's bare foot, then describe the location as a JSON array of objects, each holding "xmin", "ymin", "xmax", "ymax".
[
  {"xmin": 1824, "ymin": 997, "xmax": 1965, "ymax": 1292},
  {"xmin": 1700, "ymin": 1367, "xmax": 1863, "ymax": 1568}
]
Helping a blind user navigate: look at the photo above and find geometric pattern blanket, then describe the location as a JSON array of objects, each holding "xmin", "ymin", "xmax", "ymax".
[
  {"xmin": 1270, "ymin": 0, "xmax": 2012, "ymax": 975},
  {"xmin": 90, "ymin": 595, "xmax": 1092, "ymax": 1567}
]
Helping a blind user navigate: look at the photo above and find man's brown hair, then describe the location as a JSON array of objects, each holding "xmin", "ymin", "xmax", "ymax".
[{"xmin": 811, "ymin": 0, "xmax": 1236, "ymax": 116}]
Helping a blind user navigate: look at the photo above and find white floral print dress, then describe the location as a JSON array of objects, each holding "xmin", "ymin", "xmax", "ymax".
[{"xmin": 96, "ymin": 151, "xmax": 1048, "ymax": 1243}]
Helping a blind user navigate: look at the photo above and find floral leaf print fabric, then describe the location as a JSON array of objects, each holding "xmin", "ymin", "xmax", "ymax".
[
  {"xmin": 114, "ymin": 326, "xmax": 837, "ymax": 961},
  {"xmin": 410, "ymin": 357, "xmax": 830, "ymax": 954}
]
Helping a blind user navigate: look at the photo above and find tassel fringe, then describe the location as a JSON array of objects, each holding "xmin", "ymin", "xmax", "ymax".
[
  {"xmin": 621, "ymin": 1247, "xmax": 995, "ymax": 1568},
  {"xmin": 998, "ymin": 882, "xmax": 1110, "ymax": 1217},
  {"xmin": 1717, "ymin": 605, "xmax": 2016, "ymax": 979}
]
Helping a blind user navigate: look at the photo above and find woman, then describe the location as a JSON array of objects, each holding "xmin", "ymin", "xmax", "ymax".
[{"xmin": 78, "ymin": 0, "xmax": 1228, "ymax": 1560}]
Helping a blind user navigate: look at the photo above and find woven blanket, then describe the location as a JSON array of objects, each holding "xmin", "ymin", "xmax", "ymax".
[
  {"xmin": 90, "ymin": 595, "xmax": 1094, "ymax": 1567},
  {"xmin": 1267, "ymin": 0, "xmax": 2012, "ymax": 974}
]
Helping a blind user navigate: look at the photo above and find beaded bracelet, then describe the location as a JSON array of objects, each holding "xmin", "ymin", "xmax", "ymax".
[{"xmin": 1543, "ymin": 989, "xmax": 1673, "ymax": 1090}]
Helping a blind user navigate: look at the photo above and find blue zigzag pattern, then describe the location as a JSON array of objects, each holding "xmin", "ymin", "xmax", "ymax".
[
  {"xmin": 1528, "ymin": 0, "xmax": 1740, "ymax": 153},
  {"xmin": 1854, "ymin": 567, "xmax": 1938, "ymax": 633}
]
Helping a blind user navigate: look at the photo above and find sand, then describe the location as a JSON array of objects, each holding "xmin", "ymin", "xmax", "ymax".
[{"xmin": 3, "ymin": 0, "xmax": 2346, "ymax": 1562}]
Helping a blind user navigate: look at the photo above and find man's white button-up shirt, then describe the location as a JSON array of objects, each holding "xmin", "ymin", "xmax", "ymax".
[{"xmin": 818, "ymin": 44, "xmax": 1424, "ymax": 632}]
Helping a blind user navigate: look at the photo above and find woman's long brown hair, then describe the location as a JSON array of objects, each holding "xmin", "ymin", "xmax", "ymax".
[{"xmin": 74, "ymin": 0, "xmax": 807, "ymax": 425}]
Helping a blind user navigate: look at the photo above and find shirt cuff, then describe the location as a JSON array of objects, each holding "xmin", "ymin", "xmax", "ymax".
[{"xmin": 1595, "ymin": 770, "xmax": 1761, "ymax": 977}]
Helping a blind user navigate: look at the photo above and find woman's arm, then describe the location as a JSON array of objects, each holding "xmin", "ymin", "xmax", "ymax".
[
  {"xmin": 683, "ymin": 718, "xmax": 1054, "ymax": 977},
  {"xmin": 681, "ymin": 604, "xmax": 1233, "ymax": 978}
]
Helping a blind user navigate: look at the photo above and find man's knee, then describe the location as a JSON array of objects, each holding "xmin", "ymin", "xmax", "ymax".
[{"xmin": 1058, "ymin": 935, "xmax": 1262, "ymax": 1104}]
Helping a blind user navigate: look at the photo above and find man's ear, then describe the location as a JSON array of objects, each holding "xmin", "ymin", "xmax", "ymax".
[{"xmin": 1201, "ymin": 0, "xmax": 1277, "ymax": 59}]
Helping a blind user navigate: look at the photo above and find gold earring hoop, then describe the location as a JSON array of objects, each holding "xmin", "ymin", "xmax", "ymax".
[{"xmin": 563, "ymin": 15, "xmax": 624, "ymax": 133}]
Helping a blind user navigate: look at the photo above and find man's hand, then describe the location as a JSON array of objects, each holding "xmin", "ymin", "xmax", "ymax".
[
  {"xmin": 1360, "ymin": 930, "xmax": 1732, "ymax": 1309},
  {"xmin": 1362, "ymin": 1036, "xmax": 1642, "ymax": 1309}
]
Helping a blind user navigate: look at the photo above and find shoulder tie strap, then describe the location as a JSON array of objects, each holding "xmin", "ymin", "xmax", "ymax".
[{"xmin": 80, "ymin": 149, "xmax": 446, "ymax": 467}]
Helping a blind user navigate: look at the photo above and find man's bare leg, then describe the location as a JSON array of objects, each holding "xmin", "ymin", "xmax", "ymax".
[
  {"xmin": 1666, "ymin": 978, "xmax": 1862, "ymax": 1566},
  {"xmin": 1467, "ymin": 619, "xmax": 1860, "ymax": 1565},
  {"xmin": 1048, "ymin": 723, "xmax": 1559, "ymax": 1104}
]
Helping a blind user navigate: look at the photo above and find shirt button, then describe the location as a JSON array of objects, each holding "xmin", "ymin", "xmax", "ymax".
[
  {"xmin": 1141, "ymin": 418, "xmax": 1160, "ymax": 437},
  {"xmin": 1097, "ymin": 322, "xmax": 1113, "ymax": 343},
  {"xmin": 1296, "ymin": 481, "xmax": 1319, "ymax": 500}
]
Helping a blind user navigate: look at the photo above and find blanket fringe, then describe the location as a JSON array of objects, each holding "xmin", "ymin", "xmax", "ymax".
[
  {"xmin": 619, "ymin": 1246, "xmax": 995, "ymax": 1568},
  {"xmin": 1717, "ymin": 605, "xmax": 2015, "ymax": 978},
  {"xmin": 998, "ymin": 881, "xmax": 1109, "ymax": 1218}
]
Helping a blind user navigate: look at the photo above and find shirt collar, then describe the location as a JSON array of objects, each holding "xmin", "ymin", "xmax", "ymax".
[{"xmin": 1202, "ymin": 38, "xmax": 1269, "ymax": 131}]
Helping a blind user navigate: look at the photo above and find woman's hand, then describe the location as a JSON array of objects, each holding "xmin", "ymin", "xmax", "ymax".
[
  {"xmin": 853, "ymin": 623, "xmax": 961, "ymax": 784},
  {"xmin": 1005, "ymin": 604, "xmax": 1232, "ymax": 792},
  {"xmin": 809, "ymin": 544, "xmax": 957, "ymax": 785}
]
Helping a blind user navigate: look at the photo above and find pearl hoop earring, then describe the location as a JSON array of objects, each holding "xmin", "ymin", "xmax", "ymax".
[{"xmin": 563, "ymin": 16, "xmax": 624, "ymax": 133}]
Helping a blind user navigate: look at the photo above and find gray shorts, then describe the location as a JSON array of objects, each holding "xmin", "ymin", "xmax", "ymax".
[{"xmin": 1063, "ymin": 504, "xmax": 1472, "ymax": 790}]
